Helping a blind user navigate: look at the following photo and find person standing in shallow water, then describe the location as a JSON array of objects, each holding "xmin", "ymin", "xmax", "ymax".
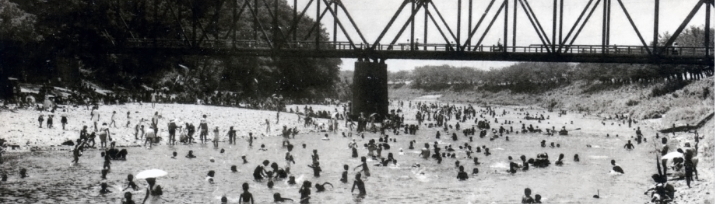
[
  {"xmin": 142, "ymin": 178, "xmax": 162, "ymax": 204},
  {"xmin": 354, "ymin": 156, "xmax": 370, "ymax": 177},
  {"xmin": 198, "ymin": 115, "xmax": 208, "ymax": 144},
  {"xmin": 351, "ymin": 173, "xmax": 366, "ymax": 198},
  {"xmin": 212, "ymin": 127, "xmax": 220, "ymax": 147},
  {"xmin": 38, "ymin": 115, "xmax": 44, "ymax": 128},
  {"xmin": 61, "ymin": 115, "xmax": 68, "ymax": 130},
  {"xmin": 299, "ymin": 181, "xmax": 311, "ymax": 203},
  {"xmin": 227, "ymin": 126, "xmax": 236, "ymax": 145},
  {"xmin": 263, "ymin": 119, "xmax": 271, "ymax": 135}
]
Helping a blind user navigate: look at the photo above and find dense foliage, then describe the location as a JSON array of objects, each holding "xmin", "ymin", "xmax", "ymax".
[{"xmin": 0, "ymin": 0, "xmax": 341, "ymax": 100}]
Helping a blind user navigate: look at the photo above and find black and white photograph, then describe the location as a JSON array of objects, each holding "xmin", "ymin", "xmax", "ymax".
[{"xmin": 0, "ymin": 0, "xmax": 713, "ymax": 203}]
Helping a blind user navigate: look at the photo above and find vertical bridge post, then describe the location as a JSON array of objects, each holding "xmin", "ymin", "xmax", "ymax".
[{"xmin": 351, "ymin": 60, "xmax": 389, "ymax": 121}]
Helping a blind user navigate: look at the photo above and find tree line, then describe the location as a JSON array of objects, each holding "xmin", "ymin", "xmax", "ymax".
[
  {"xmin": 394, "ymin": 26, "xmax": 713, "ymax": 95},
  {"xmin": 0, "ymin": 0, "xmax": 342, "ymax": 100}
]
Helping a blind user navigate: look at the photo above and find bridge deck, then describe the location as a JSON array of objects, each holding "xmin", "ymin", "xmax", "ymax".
[{"xmin": 122, "ymin": 40, "xmax": 713, "ymax": 65}]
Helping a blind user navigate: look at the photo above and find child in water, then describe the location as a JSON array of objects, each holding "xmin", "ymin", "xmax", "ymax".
[
  {"xmin": 354, "ymin": 156, "xmax": 370, "ymax": 177},
  {"xmin": 122, "ymin": 174, "xmax": 138, "ymax": 191},
  {"xmin": 238, "ymin": 182, "xmax": 254, "ymax": 204},
  {"xmin": 307, "ymin": 161, "xmax": 322, "ymax": 177},
  {"xmin": 340, "ymin": 165, "xmax": 349, "ymax": 183},
  {"xmin": 122, "ymin": 192, "xmax": 135, "ymax": 204},
  {"xmin": 99, "ymin": 182, "xmax": 112, "ymax": 194},
  {"xmin": 299, "ymin": 181, "xmax": 311, "ymax": 203},
  {"xmin": 351, "ymin": 173, "xmax": 366, "ymax": 197},
  {"xmin": 457, "ymin": 166, "xmax": 469, "ymax": 180}
]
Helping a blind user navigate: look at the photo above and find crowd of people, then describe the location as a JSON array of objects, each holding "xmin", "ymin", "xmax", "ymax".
[{"xmin": 0, "ymin": 94, "xmax": 705, "ymax": 203}]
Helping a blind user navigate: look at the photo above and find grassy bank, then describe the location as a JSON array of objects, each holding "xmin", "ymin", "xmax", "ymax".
[{"xmin": 389, "ymin": 77, "xmax": 714, "ymax": 130}]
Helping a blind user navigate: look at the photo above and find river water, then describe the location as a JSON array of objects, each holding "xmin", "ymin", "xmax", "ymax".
[{"xmin": 1, "ymin": 103, "xmax": 659, "ymax": 203}]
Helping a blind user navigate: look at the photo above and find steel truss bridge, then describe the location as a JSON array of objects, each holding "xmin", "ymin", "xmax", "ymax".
[
  {"xmin": 115, "ymin": 0, "xmax": 714, "ymax": 66},
  {"xmin": 98, "ymin": 0, "xmax": 715, "ymax": 117}
]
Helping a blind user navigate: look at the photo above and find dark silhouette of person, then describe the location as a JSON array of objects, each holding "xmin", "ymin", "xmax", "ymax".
[
  {"xmin": 555, "ymin": 154, "xmax": 564, "ymax": 166},
  {"xmin": 273, "ymin": 193, "xmax": 294, "ymax": 202},
  {"xmin": 457, "ymin": 166, "xmax": 469, "ymax": 180},
  {"xmin": 611, "ymin": 160, "xmax": 624, "ymax": 174},
  {"xmin": 315, "ymin": 182, "xmax": 333, "ymax": 192},
  {"xmin": 624, "ymin": 140, "xmax": 635, "ymax": 150}
]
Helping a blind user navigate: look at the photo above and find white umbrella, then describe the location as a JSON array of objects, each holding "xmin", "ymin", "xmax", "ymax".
[
  {"xmin": 135, "ymin": 169, "xmax": 168, "ymax": 179},
  {"xmin": 661, "ymin": 152, "xmax": 684, "ymax": 160}
]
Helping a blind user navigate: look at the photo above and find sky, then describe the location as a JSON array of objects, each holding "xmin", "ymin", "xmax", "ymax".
[{"xmin": 290, "ymin": 0, "xmax": 712, "ymax": 72}]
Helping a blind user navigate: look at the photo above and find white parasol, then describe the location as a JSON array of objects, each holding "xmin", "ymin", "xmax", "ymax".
[
  {"xmin": 661, "ymin": 152, "xmax": 684, "ymax": 160},
  {"xmin": 135, "ymin": 169, "xmax": 168, "ymax": 179}
]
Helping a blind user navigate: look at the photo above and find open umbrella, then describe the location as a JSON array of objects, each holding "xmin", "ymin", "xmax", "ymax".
[
  {"xmin": 661, "ymin": 152, "xmax": 684, "ymax": 160},
  {"xmin": 135, "ymin": 169, "xmax": 168, "ymax": 179}
]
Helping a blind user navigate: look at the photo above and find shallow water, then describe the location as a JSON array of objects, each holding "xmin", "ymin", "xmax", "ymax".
[{"xmin": 1, "ymin": 104, "xmax": 661, "ymax": 203}]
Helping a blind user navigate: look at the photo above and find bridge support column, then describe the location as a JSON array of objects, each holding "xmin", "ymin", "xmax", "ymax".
[{"xmin": 351, "ymin": 60, "xmax": 388, "ymax": 121}]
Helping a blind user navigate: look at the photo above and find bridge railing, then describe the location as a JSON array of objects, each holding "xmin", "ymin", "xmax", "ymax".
[{"xmin": 124, "ymin": 39, "xmax": 713, "ymax": 57}]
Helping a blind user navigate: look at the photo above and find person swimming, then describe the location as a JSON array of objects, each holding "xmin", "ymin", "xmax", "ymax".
[
  {"xmin": 122, "ymin": 192, "xmax": 135, "ymax": 204},
  {"xmin": 457, "ymin": 166, "xmax": 469, "ymax": 181},
  {"xmin": 522, "ymin": 188, "xmax": 534, "ymax": 203},
  {"xmin": 315, "ymin": 182, "xmax": 333, "ymax": 192},
  {"xmin": 611, "ymin": 160, "xmax": 624, "ymax": 174},
  {"xmin": 206, "ymin": 170, "xmax": 215, "ymax": 184},
  {"xmin": 231, "ymin": 165, "xmax": 238, "ymax": 173},
  {"xmin": 472, "ymin": 167, "xmax": 479, "ymax": 175},
  {"xmin": 242, "ymin": 155, "xmax": 248, "ymax": 164},
  {"xmin": 273, "ymin": 193, "xmax": 294, "ymax": 202},
  {"xmin": 287, "ymin": 176, "xmax": 297, "ymax": 185},
  {"xmin": 99, "ymin": 182, "xmax": 112, "ymax": 194},
  {"xmin": 186, "ymin": 150, "xmax": 196, "ymax": 158},
  {"xmin": 574, "ymin": 154, "xmax": 580, "ymax": 162}
]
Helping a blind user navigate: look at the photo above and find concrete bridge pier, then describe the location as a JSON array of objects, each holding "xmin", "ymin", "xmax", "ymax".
[{"xmin": 351, "ymin": 59, "xmax": 388, "ymax": 121}]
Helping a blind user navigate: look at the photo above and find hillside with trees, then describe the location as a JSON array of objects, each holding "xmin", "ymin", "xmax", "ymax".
[
  {"xmin": 387, "ymin": 26, "xmax": 713, "ymax": 123},
  {"xmin": 0, "ymin": 0, "xmax": 341, "ymax": 100}
]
